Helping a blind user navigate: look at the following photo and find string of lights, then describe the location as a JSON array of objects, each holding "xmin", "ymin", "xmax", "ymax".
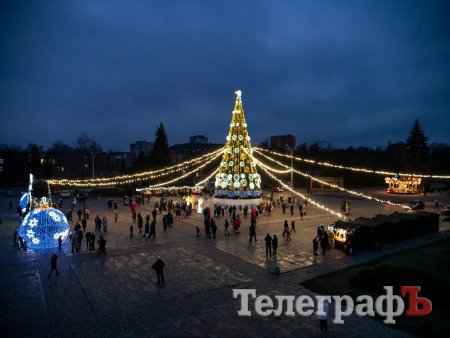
[
  {"xmin": 254, "ymin": 152, "xmax": 410, "ymax": 210},
  {"xmin": 136, "ymin": 186, "xmax": 197, "ymax": 192},
  {"xmin": 196, "ymin": 167, "xmax": 219, "ymax": 186},
  {"xmin": 254, "ymin": 147, "xmax": 450, "ymax": 179},
  {"xmin": 146, "ymin": 154, "xmax": 222, "ymax": 188},
  {"xmin": 47, "ymin": 148, "xmax": 224, "ymax": 187},
  {"xmin": 136, "ymin": 168, "xmax": 219, "ymax": 193},
  {"xmin": 256, "ymin": 162, "xmax": 344, "ymax": 218}
]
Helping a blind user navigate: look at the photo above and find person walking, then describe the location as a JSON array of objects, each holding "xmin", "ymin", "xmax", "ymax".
[
  {"xmin": 129, "ymin": 224, "xmax": 134, "ymax": 238},
  {"xmin": 102, "ymin": 216, "xmax": 108, "ymax": 233},
  {"xmin": 85, "ymin": 232, "xmax": 90, "ymax": 249},
  {"xmin": 283, "ymin": 228, "xmax": 291, "ymax": 242},
  {"xmin": 81, "ymin": 218, "xmax": 87, "ymax": 232},
  {"xmin": 291, "ymin": 220, "xmax": 296, "ymax": 232},
  {"xmin": 264, "ymin": 233, "xmax": 272, "ymax": 256},
  {"xmin": 224, "ymin": 219, "xmax": 230, "ymax": 236},
  {"xmin": 313, "ymin": 237, "xmax": 319, "ymax": 256},
  {"xmin": 320, "ymin": 234, "xmax": 327, "ymax": 255},
  {"xmin": 249, "ymin": 223, "xmax": 257, "ymax": 243},
  {"xmin": 299, "ymin": 204, "xmax": 303, "ymax": 220},
  {"xmin": 150, "ymin": 221, "xmax": 156, "ymax": 238},
  {"xmin": 143, "ymin": 220, "xmax": 150, "ymax": 238},
  {"xmin": 137, "ymin": 212, "xmax": 143, "ymax": 229},
  {"xmin": 58, "ymin": 236, "xmax": 63, "ymax": 250},
  {"xmin": 204, "ymin": 216, "xmax": 211, "ymax": 238},
  {"xmin": 211, "ymin": 219, "xmax": 217, "ymax": 239},
  {"xmin": 89, "ymin": 233, "xmax": 96, "ymax": 251},
  {"xmin": 317, "ymin": 299, "xmax": 329, "ymax": 333},
  {"xmin": 47, "ymin": 253, "xmax": 59, "ymax": 277},
  {"xmin": 152, "ymin": 256, "xmax": 165, "ymax": 284},
  {"xmin": 97, "ymin": 235, "xmax": 107, "ymax": 254},
  {"xmin": 272, "ymin": 234, "xmax": 278, "ymax": 255},
  {"xmin": 114, "ymin": 209, "xmax": 118, "ymax": 223},
  {"xmin": 434, "ymin": 199, "xmax": 439, "ymax": 211}
]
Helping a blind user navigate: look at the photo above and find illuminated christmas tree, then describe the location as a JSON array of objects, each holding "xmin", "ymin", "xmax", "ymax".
[{"xmin": 214, "ymin": 90, "xmax": 262, "ymax": 204}]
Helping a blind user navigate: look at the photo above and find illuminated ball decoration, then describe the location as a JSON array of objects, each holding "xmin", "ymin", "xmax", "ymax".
[
  {"xmin": 18, "ymin": 208, "xmax": 70, "ymax": 249},
  {"xmin": 20, "ymin": 193, "xmax": 29, "ymax": 213}
]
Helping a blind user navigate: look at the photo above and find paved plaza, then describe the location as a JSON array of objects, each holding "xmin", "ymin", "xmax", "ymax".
[{"xmin": 0, "ymin": 188, "xmax": 449, "ymax": 337}]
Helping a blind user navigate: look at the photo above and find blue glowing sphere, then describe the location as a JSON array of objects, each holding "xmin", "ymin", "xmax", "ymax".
[
  {"xmin": 20, "ymin": 193, "xmax": 29, "ymax": 213},
  {"xmin": 18, "ymin": 208, "xmax": 70, "ymax": 249}
]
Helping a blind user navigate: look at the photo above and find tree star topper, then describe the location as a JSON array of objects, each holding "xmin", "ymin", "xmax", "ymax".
[{"xmin": 235, "ymin": 90, "xmax": 242, "ymax": 99}]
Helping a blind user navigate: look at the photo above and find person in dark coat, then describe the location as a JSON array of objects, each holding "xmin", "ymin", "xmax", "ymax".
[
  {"xmin": 150, "ymin": 221, "xmax": 156, "ymax": 238},
  {"xmin": 138, "ymin": 214, "xmax": 143, "ymax": 233},
  {"xmin": 152, "ymin": 256, "xmax": 165, "ymax": 284},
  {"xmin": 249, "ymin": 224, "xmax": 257, "ymax": 243},
  {"xmin": 320, "ymin": 234, "xmax": 327, "ymax": 255},
  {"xmin": 85, "ymin": 232, "xmax": 90, "ymax": 249},
  {"xmin": 97, "ymin": 235, "xmax": 106, "ymax": 254},
  {"xmin": 264, "ymin": 233, "xmax": 272, "ymax": 256},
  {"xmin": 272, "ymin": 234, "xmax": 278, "ymax": 255},
  {"xmin": 90, "ymin": 233, "xmax": 96, "ymax": 251},
  {"xmin": 210, "ymin": 219, "xmax": 217, "ymax": 238},
  {"xmin": 143, "ymin": 220, "xmax": 150, "ymax": 237},
  {"xmin": 47, "ymin": 253, "xmax": 59, "ymax": 277},
  {"xmin": 58, "ymin": 236, "xmax": 63, "ymax": 250},
  {"xmin": 204, "ymin": 216, "xmax": 211, "ymax": 238}
]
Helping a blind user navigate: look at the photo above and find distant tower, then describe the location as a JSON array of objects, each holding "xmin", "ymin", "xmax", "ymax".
[{"xmin": 214, "ymin": 90, "xmax": 262, "ymax": 206}]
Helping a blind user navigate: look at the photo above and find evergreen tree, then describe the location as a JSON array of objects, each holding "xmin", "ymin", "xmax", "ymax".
[
  {"xmin": 404, "ymin": 119, "xmax": 429, "ymax": 172},
  {"xmin": 214, "ymin": 90, "xmax": 262, "ymax": 200},
  {"xmin": 149, "ymin": 123, "xmax": 171, "ymax": 169}
]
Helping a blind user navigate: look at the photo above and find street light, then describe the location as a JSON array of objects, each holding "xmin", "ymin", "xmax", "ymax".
[
  {"xmin": 91, "ymin": 150, "xmax": 95, "ymax": 179},
  {"xmin": 286, "ymin": 144, "xmax": 293, "ymax": 187}
]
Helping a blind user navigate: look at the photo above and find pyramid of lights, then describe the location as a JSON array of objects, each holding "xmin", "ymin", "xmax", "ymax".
[{"xmin": 214, "ymin": 90, "xmax": 262, "ymax": 206}]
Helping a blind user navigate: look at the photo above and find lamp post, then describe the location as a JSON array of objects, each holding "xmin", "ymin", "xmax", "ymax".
[
  {"xmin": 290, "ymin": 149, "xmax": 294, "ymax": 187},
  {"xmin": 91, "ymin": 150, "xmax": 95, "ymax": 179},
  {"xmin": 287, "ymin": 145, "xmax": 294, "ymax": 187}
]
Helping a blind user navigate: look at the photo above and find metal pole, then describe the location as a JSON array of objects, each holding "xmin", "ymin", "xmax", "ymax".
[
  {"xmin": 290, "ymin": 149, "xmax": 293, "ymax": 187},
  {"xmin": 92, "ymin": 151, "xmax": 95, "ymax": 179}
]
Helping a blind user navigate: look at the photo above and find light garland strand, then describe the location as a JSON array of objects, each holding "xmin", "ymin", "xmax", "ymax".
[
  {"xmin": 136, "ymin": 186, "xmax": 197, "ymax": 192},
  {"xmin": 149, "ymin": 153, "xmax": 222, "ymax": 188},
  {"xmin": 254, "ymin": 147, "xmax": 450, "ymax": 179},
  {"xmin": 47, "ymin": 148, "xmax": 225, "ymax": 187},
  {"xmin": 196, "ymin": 167, "xmax": 219, "ymax": 186},
  {"xmin": 256, "ymin": 163, "xmax": 344, "ymax": 218},
  {"xmin": 254, "ymin": 153, "xmax": 410, "ymax": 210},
  {"xmin": 136, "ymin": 168, "xmax": 220, "ymax": 192}
]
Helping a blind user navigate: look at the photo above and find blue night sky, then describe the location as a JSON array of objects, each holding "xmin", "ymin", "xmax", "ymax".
[{"xmin": 1, "ymin": 0, "xmax": 449, "ymax": 151}]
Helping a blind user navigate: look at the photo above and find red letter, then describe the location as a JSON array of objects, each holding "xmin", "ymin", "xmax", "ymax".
[{"xmin": 400, "ymin": 286, "xmax": 432, "ymax": 316}]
